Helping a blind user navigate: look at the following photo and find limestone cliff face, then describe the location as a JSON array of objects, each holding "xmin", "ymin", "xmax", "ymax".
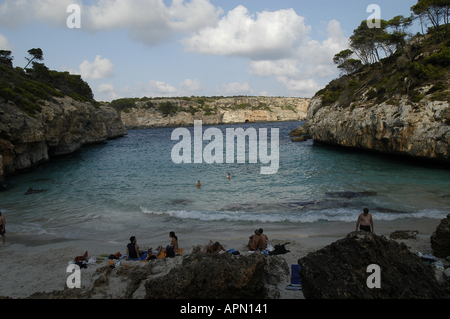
[
  {"xmin": 0, "ymin": 97, "xmax": 127, "ymax": 181},
  {"xmin": 304, "ymin": 94, "xmax": 450, "ymax": 162},
  {"xmin": 120, "ymin": 97, "xmax": 309, "ymax": 129}
]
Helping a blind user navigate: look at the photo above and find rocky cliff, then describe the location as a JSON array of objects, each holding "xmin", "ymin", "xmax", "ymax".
[
  {"xmin": 118, "ymin": 97, "xmax": 309, "ymax": 129},
  {"xmin": 304, "ymin": 94, "xmax": 450, "ymax": 162},
  {"xmin": 304, "ymin": 33, "xmax": 450, "ymax": 163},
  {"xmin": 0, "ymin": 97, "xmax": 127, "ymax": 181}
]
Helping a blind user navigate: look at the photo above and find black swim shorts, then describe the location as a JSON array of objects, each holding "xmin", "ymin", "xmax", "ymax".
[{"xmin": 360, "ymin": 225, "xmax": 371, "ymax": 232}]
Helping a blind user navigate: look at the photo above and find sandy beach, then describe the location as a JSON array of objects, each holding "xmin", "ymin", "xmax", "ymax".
[{"xmin": 0, "ymin": 218, "xmax": 441, "ymax": 299}]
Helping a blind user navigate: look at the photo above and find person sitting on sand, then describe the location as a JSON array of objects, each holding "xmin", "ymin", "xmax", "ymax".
[
  {"xmin": 168, "ymin": 231, "xmax": 178, "ymax": 252},
  {"xmin": 258, "ymin": 228, "xmax": 268, "ymax": 250},
  {"xmin": 247, "ymin": 229, "xmax": 261, "ymax": 251},
  {"xmin": 203, "ymin": 241, "xmax": 225, "ymax": 254},
  {"xmin": 126, "ymin": 236, "xmax": 143, "ymax": 260},
  {"xmin": 145, "ymin": 246, "xmax": 163, "ymax": 261},
  {"xmin": 162, "ymin": 231, "xmax": 179, "ymax": 254},
  {"xmin": 356, "ymin": 208, "xmax": 374, "ymax": 233}
]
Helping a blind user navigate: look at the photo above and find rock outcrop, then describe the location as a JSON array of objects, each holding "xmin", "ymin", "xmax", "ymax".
[
  {"xmin": 144, "ymin": 252, "xmax": 288, "ymax": 299},
  {"xmin": 24, "ymin": 251, "xmax": 289, "ymax": 299},
  {"xmin": 304, "ymin": 95, "xmax": 450, "ymax": 163},
  {"xmin": 119, "ymin": 97, "xmax": 309, "ymax": 129},
  {"xmin": 389, "ymin": 230, "xmax": 419, "ymax": 240},
  {"xmin": 431, "ymin": 214, "xmax": 450, "ymax": 258},
  {"xmin": 298, "ymin": 231, "xmax": 448, "ymax": 299},
  {"xmin": 0, "ymin": 97, "xmax": 127, "ymax": 181}
]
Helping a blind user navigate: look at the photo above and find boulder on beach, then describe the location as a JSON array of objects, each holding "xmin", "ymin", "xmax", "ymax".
[
  {"xmin": 144, "ymin": 252, "xmax": 289, "ymax": 299},
  {"xmin": 389, "ymin": 230, "xmax": 419, "ymax": 240},
  {"xmin": 431, "ymin": 214, "xmax": 450, "ymax": 258},
  {"xmin": 298, "ymin": 231, "xmax": 448, "ymax": 299},
  {"xmin": 288, "ymin": 126, "xmax": 308, "ymax": 137},
  {"xmin": 292, "ymin": 136, "xmax": 307, "ymax": 142}
]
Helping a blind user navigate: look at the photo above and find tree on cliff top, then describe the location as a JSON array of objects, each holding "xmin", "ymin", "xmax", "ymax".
[
  {"xmin": 0, "ymin": 50, "xmax": 13, "ymax": 67},
  {"xmin": 333, "ymin": 49, "xmax": 363, "ymax": 75},
  {"xmin": 349, "ymin": 16, "xmax": 411, "ymax": 66},
  {"xmin": 411, "ymin": 0, "xmax": 450, "ymax": 43},
  {"xmin": 23, "ymin": 48, "xmax": 43, "ymax": 70}
]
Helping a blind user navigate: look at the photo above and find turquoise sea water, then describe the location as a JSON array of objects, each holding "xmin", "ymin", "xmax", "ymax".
[{"xmin": 1, "ymin": 121, "xmax": 449, "ymax": 244}]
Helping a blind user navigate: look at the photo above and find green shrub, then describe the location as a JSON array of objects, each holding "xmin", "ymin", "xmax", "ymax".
[
  {"xmin": 158, "ymin": 101, "xmax": 179, "ymax": 117},
  {"xmin": 322, "ymin": 90, "xmax": 342, "ymax": 106},
  {"xmin": 366, "ymin": 89, "xmax": 377, "ymax": 99}
]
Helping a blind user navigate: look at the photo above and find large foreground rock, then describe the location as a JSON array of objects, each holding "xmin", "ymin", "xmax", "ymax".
[
  {"xmin": 431, "ymin": 214, "xmax": 450, "ymax": 258},
  {"xmin": 144, "ymin": 252, "xmax": 288, "ymax": 299},
  {"xmin": 298, "ymin": 231, "xmax": 448, "ymax": 299},
  {"xmin": 23, "ymin": 251, "xmax": 289, "ymax": 299}
]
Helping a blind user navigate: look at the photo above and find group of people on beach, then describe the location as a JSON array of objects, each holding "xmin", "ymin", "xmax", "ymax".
[
  {"xmin": 247, "ymin": 228, "xmax": 269, "ymax": 251},
  {"xmin": 126, "ymin": 231, "xmax": 179, "ymax": 261},
  {"xmin": 124, "ymin": 227, "xmax": 272, "ymax": 261},
  {"xmin": 0, "ymin": 207, "xmax": 373, "ymax": 252}
]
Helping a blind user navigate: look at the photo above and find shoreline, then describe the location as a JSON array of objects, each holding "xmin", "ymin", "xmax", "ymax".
[{"xmin": 0, "ymin": 218, "xmax": 441, "ymax": 299}]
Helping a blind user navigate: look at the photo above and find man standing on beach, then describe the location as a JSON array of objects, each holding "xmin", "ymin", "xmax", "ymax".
[
  {"xmin": 356, "ymin": 208, "xmax": 374, "ymax": 233},
  {"xmin": 0, "ymin": 211, "xmax": 5, "ymax": 247}
]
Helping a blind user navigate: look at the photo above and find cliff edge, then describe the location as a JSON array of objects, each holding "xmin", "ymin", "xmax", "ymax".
[
  {"xmin": 0, "ymin": 60, "xmax": 127, "ymax": 182},
  {"xmin": 304, "ymin": 34, "xmax": 450, "ymax": 163},
  {"xmin": 113, "ymin": 96, "xmax": 309, "ymax": 129}
]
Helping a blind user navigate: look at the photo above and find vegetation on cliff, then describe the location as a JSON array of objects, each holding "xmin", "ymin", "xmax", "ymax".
[
  {"xmin": 316, "ymin": 0, "xmax": 450, "ymax": 111},
  {"xmin": 108, "ymin": 95, "xmax": 299, "ymax": 117},
  {"xmin": 0, "ymin": 48, "xmax": 96, "ymax": 117}
]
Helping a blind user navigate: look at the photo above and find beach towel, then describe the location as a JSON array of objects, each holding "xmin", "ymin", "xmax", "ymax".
[
  {"xmin": 285, "ymin": 264, "xmax": 302, "ymax": 290},
  {"xmin": 125, "ymin": 251, "xmax": 148, "ymax": 261}
]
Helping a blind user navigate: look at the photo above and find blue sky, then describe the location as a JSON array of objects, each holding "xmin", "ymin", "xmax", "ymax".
[{"xmin": 0, "ymin": 0, "xmax": 419, "ymax": 101}]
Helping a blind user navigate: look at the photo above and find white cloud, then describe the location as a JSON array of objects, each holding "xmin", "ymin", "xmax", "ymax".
[
  {"xmin": 98, "ymin": 83, "xmax": 120, "ymax": 101},
  {"xmin": 148, "ymin": 80, "xmax": 178, "ymax": 95},
  {"xmin": 276, "ymin": 76, "xmax": 321, "ymax": 97},
  {"xmin": 180, "ymin": 79, "xmax": 202, "ymax": 91},
  {"xmin": 0, "ymin": 34, "xmax": 12, "ymax": 50},
  {"xmin": 79, "ymin": 55, "xmax": 114, "ymax": 80},
  {"xmin": 0, "ymin": 0, "xmax": 80, "ymax": 28},
  {"xmin": 217, "ymin": 82, "xmax": 253, "ymax": 95},
  {"xmin": 249, "ymin": 59, "xmax": 301, "ymax": 78},
  {"xmin": 0, "ymin": 0, "xmax": 222, "ymax": 46},
  {"xmin": 247, "ymin": 19, "xmax": 348, "ymax": 96},
  {"xmin": 182, "ymin": 5, "xmax": 309, "ymax": 60},
  {"xmin": 98, "ymin": 83, "xmax": 115, "ymax": 93}
]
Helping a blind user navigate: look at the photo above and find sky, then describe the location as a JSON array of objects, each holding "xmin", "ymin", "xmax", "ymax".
[{"xmin": 0, "ymin": 0, "xmax": 420, "ymax": 102}]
